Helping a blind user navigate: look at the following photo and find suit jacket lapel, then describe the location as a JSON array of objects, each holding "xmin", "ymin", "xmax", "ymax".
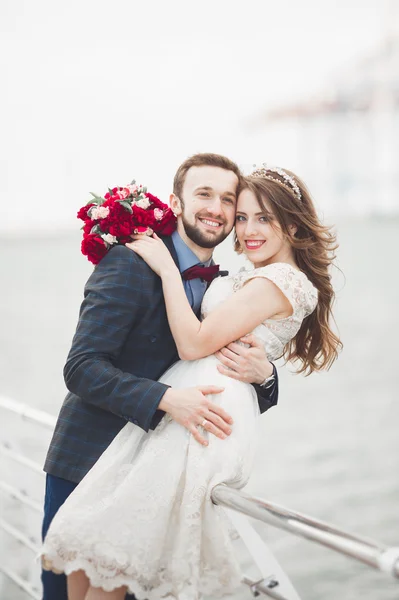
[
  {"xmin": 162, "ymin": 235, "xmax": 203, "ymax": 317},
  {"xmin": 162, "ymin": 235, "xmax": 180, "ymax": 269}
]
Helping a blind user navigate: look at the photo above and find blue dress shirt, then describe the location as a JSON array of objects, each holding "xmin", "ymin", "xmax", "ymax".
[{"xmin": 171, "ymin": 231, "xmax": 212, "ymax": 315}]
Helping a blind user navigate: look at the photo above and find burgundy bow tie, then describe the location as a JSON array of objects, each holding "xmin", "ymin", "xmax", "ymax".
[{"xmin": 182, "ymin": 264, "xmax": 220, "ymax": 283}]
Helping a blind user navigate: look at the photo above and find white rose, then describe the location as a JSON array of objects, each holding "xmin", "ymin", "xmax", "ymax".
[
  {"xmin": 102, "ymin": 233, "xmax": 118, "ymax": 245},
  {"xmin": 90, "ymin": 206, "xmax": 110, "ymax": 220},
  {"xmin": 127, "ymin": 184, "xmax": 138, "ymax": 194},
  {"xmin": 135, "ymin": 197, "xmax": 151, "ymax": 210}
]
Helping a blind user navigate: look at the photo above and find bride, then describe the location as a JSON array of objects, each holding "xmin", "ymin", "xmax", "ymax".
[{"xmin": 41, "ymin": 165, "xmax": 341, "ymax": 600}]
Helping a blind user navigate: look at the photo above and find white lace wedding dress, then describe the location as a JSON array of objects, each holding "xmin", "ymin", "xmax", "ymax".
[{"xmin": 42, "ymin": 262, "xmax": 318, "ymax": 600}]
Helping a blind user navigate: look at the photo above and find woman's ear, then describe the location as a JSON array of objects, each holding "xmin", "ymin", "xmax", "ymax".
[
  {"xmin": 288, "ymin": 223, "xmax": 298, "ymax": 236},
  {"xmin": 170, "ymin": 194, "xmax": 182, "ymax": 216}
]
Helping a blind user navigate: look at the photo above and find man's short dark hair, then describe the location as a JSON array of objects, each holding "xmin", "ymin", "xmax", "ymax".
[{"xmin": 173, "ymin": 153, "xmax": 243, "ymax": 204}]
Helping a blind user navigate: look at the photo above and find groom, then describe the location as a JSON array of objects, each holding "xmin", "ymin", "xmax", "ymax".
[{"xmin": 42, "ymin": 152, "xmax": 278, "ymax": 600}]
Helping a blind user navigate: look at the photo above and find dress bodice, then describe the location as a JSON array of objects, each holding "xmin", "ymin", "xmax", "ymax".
[{"xmin": 201, "ymin": 262, "xmax": 318, "ymax": 360}]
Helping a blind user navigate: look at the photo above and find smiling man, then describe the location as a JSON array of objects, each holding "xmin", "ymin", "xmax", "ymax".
[{"xmin": 173, "ymin": 162, "xmax": 238, "ymax": 250}]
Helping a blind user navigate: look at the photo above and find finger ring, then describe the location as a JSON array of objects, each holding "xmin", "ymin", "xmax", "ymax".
[{"xmin": 201, "ymin": 418, "xmax": 208, "ymax": 428}]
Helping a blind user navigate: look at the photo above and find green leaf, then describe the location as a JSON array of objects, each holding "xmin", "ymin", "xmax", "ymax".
[
  {"xmin": 130, "ymin": 179, "xmax": 136, "ymax": 186},
  {"xmin": 118, "ymin": 200, "xmax": 133, "ymax": 213},
  {"xmin": 90, "ymin": 224, "xmax": 103, "ymax": 235},
  {"xmin": 88, "ymin": 192, "xmax": 105, "ymax": 205},
  {"xmin": 142, "ymin": 186, "xmax": 147, "ymax": 193}
]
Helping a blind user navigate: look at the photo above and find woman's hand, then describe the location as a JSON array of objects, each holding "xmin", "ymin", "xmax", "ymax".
[{"xmin": 126, "ymin": 233, "xmax": 176, "ymax": 278}]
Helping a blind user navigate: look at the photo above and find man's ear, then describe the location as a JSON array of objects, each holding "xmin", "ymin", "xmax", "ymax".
[{"xmin": 170, "ymin": 193, "xmax": 182, "ymax": 216}]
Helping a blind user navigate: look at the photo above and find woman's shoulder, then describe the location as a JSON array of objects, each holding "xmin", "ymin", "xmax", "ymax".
[
  {"xmin": 273, "ymin": 263, "xmax": 318, "ymax": 317},
  {"xmin": 239, "ymin": 262, "xmax": 318, "ymax": 317},
  {"xmin": 237, "ymin": 261, "xmax": 302, "ymax": 283}
]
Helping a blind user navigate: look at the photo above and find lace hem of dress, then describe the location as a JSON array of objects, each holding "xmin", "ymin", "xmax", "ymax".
[{"xmin": 41, "ymin": 550, "xmax": 241, "ymax": 600}]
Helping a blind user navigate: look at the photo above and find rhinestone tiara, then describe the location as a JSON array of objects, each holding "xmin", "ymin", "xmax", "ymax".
[{"xmin": 250, "ymin": 163, "xmax": 302, "ymax": 202}]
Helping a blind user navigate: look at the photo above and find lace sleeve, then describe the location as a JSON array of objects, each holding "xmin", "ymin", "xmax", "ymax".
[{"xmin": 240, "ymin": 262, "xmax": 318, "ymax": 318}]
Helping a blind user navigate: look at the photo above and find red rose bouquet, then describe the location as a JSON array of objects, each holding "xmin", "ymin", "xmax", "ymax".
[{"xmin": 78, "ymin": 181, "xmax": 177, "ymax": 264}]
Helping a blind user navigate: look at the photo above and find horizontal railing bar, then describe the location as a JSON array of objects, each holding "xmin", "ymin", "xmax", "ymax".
[
  {"xmin": 0, "ymin": 518, "xmax": 39, "ymax": 553},
  {"xmin": 0, "ymin": 564, "xmax": 41, "ymax": 600},
  {"xmin": 0, "ymin": 481, "xmax": 42, "ymax": 514},
  {"xmin": 211, "ymin": 484, "xmax": 399, "ymax": 580},
  {"xmin": 0, "ymin": 443, "xmax": 45, "ymax": 476},
  {"xmin": 0, "ymin": 395, "xmax": 56, "ymax": 429}
]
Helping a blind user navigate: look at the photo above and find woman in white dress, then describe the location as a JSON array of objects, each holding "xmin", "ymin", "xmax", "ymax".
[{"xmin": 42, "ymin": 165, "xmax": 342, "ymax": 600}]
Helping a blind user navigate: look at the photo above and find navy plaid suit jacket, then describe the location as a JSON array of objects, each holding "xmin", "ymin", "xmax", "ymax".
[{"xmin": 44, "ymin": 237, "xmax": 278, "ymax": 484}]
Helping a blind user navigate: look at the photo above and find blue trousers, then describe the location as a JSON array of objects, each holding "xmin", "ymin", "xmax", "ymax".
[{"xmin": 41, "ymin": 473, "xmax": 137, "ymax": 600}]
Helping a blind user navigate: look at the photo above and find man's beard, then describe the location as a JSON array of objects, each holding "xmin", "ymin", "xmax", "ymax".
[{"xmin": 181, "ymin": 213, "xmax": 231, "ymax": 249}]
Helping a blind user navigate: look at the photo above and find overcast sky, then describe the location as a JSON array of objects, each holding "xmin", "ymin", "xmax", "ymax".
[{"xmin": 1, "ymin": 0, "xmax": 394, "ymax": 231}]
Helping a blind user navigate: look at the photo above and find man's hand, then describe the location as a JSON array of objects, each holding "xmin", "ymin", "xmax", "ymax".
[
  {"xmin": 158, "ymin": 386, "xmax": 233, "ymax": 446},
  {"xmin": 215, "ymin": 334, "xmax": 273, "ymax": 384}
]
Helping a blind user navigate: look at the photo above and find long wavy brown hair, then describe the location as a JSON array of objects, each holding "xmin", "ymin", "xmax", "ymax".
[{"xmin": 235, "ymin": 172, "xmax": 342, "ymax": 375}]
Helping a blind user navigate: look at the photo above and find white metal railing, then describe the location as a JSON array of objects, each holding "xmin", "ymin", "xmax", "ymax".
[
  {"xmin": 0, "ymin": 395, "xmax": 53, "ymax": 600},
  {"xmin": 1, "ymin": 394, "xmax": 399, "ymax": 600},
  {"xmin": 211, "ymin": 485, "xmax": 399, "ymax": 579},
  {"xmin": 0, "ymin": 395, "xmax": 56, "ymax": 429}
]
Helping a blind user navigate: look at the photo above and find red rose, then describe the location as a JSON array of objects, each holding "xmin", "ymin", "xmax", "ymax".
[
  {"xmin": 77, "ymin": 203, "xmax": 95, "ymax": 221},
  {"xmin": 103, "ymin": 188, "xmax": 120, "ymax": 201},
  {"xmin": 156, "ymin": 208, "xmax": 177, "ymax": 235},
  {"xmin": 101, "ymin": 201, "xmax": 134, "ymax": 237},
  {"xmin": 102, "ymin": 198, "xmax": 113, "ymax": 208},
  {"xmin": 108, "ymin": 222, "xmax": 132, "ymax": 237},
  {"xmin": 81, "ymin": 234, "xmax": 108, "ymax": 265},
  {"xmin": 132, "ymin": 204, "xmax": 154, "ymax": 226},
  {"xmin": 83, "ymin": 220, "xmax": 96, "ymax": 235},
  {"xmin": 145, "ymin": 192, "xmax": 166, "ymax": 210}
]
